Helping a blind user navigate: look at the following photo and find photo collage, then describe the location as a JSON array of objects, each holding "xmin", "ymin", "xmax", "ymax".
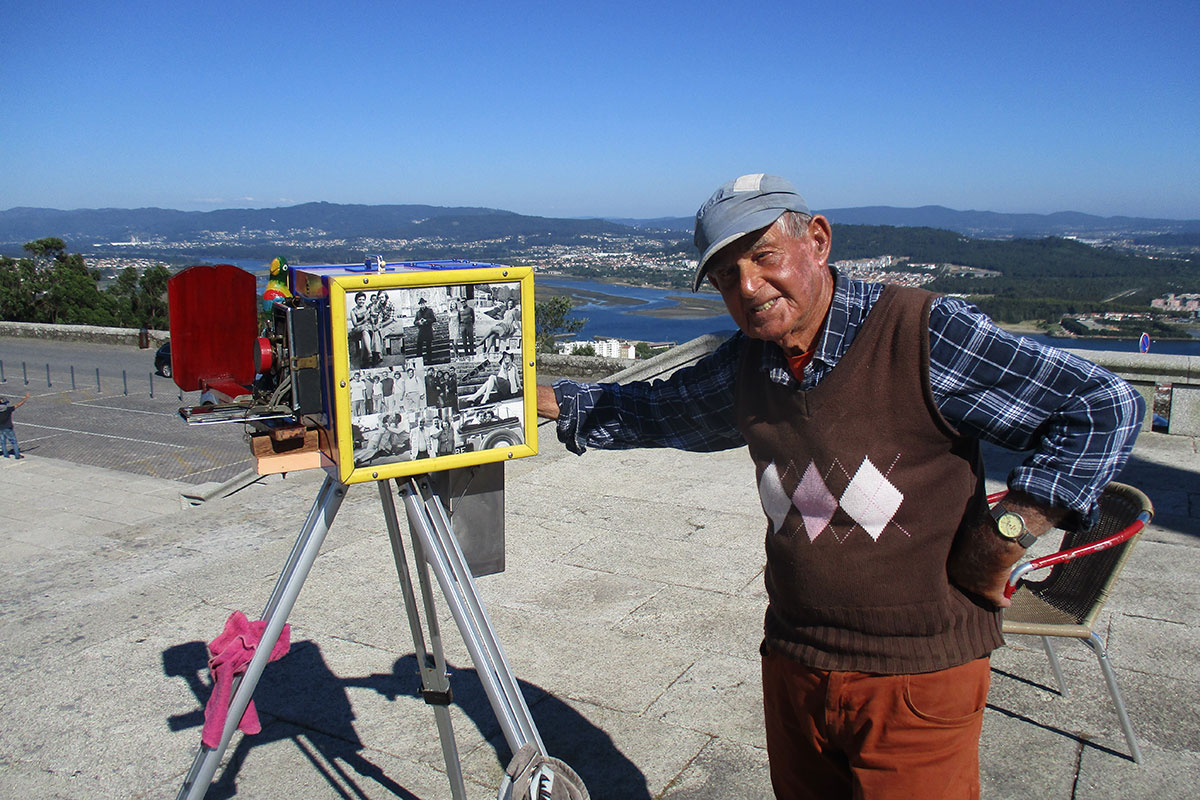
[{"xmin": 344, "ymin": 281, "xmax": 526, "ymax": 469}]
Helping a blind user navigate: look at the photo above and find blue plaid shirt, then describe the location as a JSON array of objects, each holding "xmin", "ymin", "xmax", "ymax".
[{"xmin": 553, "ymin": 273, "xmax": 1144, "ymax": 525}]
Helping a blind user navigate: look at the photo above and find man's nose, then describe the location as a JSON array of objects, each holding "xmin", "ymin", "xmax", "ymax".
[{"xmin": 737, "ymin": 260, "xmax": 765, "ymax": 294}]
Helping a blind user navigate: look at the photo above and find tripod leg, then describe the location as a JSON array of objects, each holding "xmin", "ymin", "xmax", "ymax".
[
  {"xmin": 399, "ymin": 477, "xmax": 545, "ymax": 757},
  {"xmin": 176, "ymin": 476, "xmax": 348, "ymax": 800},
  {"xmin": 378, "ymin": 481, "xmax": 469, "ymax": 800},
  {"xmin": 261, "ymin": 476, "xmax": 344, "ymax": 619}
]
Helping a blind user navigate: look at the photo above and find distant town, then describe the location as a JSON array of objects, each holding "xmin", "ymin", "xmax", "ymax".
[
  {"xmin": 78, "ymin": 235, "xmax": 1199, "ymax": 357},
  {"xmin": 3, "ymin": 200, "xmax": 1197, "ymax": 353}
]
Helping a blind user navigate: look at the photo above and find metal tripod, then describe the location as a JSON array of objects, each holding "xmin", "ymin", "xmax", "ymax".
[{"xmin": 175, "ymin": 472, "xmax": 545, "ymax": 800}]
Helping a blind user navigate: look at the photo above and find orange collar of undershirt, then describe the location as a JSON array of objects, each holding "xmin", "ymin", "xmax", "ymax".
[{"xmin": 786, "ymin": 349, "xmax": 816, "ymax": 380}]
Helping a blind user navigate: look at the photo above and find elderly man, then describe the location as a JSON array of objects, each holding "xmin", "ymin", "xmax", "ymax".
[{"xmin": 536, "ymin": 174, "xmax": 1143, "ymax": 799}]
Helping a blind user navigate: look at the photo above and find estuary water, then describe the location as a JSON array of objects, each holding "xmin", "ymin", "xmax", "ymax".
[{"xmin": 539, "ymin": 278, "xmax": 1200, "ymax": 355}]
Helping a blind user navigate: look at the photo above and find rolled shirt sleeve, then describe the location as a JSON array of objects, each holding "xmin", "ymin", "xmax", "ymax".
[{"xmin": 928, "ymin": 297, "xmax": 1144, "ymax": 527}]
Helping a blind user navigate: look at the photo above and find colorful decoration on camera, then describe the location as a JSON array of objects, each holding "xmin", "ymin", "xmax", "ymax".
[{"xmin": 261, "ymin": 256, "xmax": 292, "ymax": 311}]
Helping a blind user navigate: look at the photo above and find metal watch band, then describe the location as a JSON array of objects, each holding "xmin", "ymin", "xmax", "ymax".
[{"xmin": 990, "ymin": 505, "xmax": 1038, "ymax": 548}]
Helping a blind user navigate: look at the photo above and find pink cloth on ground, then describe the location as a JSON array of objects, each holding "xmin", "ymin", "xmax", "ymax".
[{"xmin": 201, "ymin": 610, "xmax": 291, "ymax": 748}]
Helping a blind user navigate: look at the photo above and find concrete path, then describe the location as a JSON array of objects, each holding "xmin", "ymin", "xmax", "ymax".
[{"xmin": 0, "ymin": 421, "xmax": 1196, "ymax": 799}]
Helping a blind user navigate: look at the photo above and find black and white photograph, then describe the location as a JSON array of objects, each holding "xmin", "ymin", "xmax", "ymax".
[{"xmin": 345, "ymin": 281, "xmax": 526, "ymax": 469}]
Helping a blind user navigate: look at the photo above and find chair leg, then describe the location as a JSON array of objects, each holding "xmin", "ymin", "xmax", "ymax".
[
  {"xmin": 1042, "ymin": 636, "xmax": 1069, "ymax": 697},
  {"xmin": 1082, "ymin": 631, "xmax": 1144, "ymax": 764}
]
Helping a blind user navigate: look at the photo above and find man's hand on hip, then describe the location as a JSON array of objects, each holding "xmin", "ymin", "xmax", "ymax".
[{"xmin": 948, "ymin": 490, "xmax": 1068, "ymax": 608}]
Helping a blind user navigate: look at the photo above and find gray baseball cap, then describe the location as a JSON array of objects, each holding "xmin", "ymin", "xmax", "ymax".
[{"xmin": 692, "ymin": 173, "xmax": 810, "ymax": 292}]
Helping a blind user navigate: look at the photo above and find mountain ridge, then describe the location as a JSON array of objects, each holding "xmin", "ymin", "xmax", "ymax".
[
  {"xmin": 615, "ymin": 205, "xmax": 1200, "ymax": 237},
  {"xmin": 3, "ymin": 201, "xmax": 1199, "ymax": 245}
]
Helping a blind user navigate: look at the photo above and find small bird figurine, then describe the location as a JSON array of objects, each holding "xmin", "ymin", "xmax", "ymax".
[{"xmin": 261, "ymin": 256, "xmax": 292, "ymax": 311}]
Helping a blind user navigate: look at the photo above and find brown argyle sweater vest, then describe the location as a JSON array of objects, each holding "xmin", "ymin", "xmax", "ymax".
[{"xmin": 734, "ymin": 284, "xmax": 1002, "ymax": 674}]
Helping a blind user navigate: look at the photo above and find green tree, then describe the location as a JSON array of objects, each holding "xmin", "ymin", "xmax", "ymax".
[
  {"xmin": 106, "ymin": 266, "xmax": 142, "ymax": 325},
  {"xmin": 0, "ymin": 256, "xmax": 39, "ymax": 321},
  {"xmin": 534, "ymin": 296, "xmax": 585, "ymax": 352},
  {"xmin": 43, "ymin": 250, "xmax": 117, "ymax": 325},
  {"xmin": 137, "ymin": 264, "xmax": 171, "ymax": 328},
  {"xmin": 23, "ymin": 237, "xmax": 68, "ymax": 261},
  {"xmin": 0, "ymin": 239, "xmax": 118, "ymax": 325}
]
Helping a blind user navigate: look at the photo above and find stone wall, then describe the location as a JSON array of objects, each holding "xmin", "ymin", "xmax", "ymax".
[
  {"xmin": 1076, "ymin": 348, "xmax": 1200, "ymax": 436},
  {"xmin": 0, "ymin": 320, "xmax": 169, "ymax": 348}
]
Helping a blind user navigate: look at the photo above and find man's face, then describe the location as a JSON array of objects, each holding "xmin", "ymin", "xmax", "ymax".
[{"xmin": 706, "ymin": 215, "xmax": 833, "ymax": 355}]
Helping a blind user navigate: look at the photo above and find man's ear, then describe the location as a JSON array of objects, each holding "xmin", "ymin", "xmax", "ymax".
[{"xmin": 809, "ymin": 215, "xmax": 832, "ymax": 264}]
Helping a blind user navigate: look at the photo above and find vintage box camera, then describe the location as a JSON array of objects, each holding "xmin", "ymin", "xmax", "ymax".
[{"xmin": 167, "ymin": 258, "xmax": 537, "ymax": 485}]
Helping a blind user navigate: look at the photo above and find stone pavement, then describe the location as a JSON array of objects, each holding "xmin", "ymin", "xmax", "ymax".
[{"xmin": 0, "ymin": 419, "xmax": 1197, "ymax": 799}]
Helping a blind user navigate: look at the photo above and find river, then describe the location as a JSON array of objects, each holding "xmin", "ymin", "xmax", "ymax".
[{"xmin": 539, "ymin": 278, "xmax": 1200, "ymax": 355}]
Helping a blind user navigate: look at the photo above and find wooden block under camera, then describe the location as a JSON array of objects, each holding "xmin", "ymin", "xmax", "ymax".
[{"xmin": 252, "ymin": 428, "xmax": 322, "ymax": 475}]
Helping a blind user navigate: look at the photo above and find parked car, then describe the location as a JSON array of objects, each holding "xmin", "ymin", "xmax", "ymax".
[{"xmin": 155, "ymin": 341, "xmax": 172, "ymax": 377}]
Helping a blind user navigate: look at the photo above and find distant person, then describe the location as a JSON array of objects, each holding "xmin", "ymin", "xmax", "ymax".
[
  {"xmin": 349, "ymin": 375, "xmax": 366, "ymax": 417},
  {"xmin": 402, "ymin": 365, "xmax": 425, "ymax": 417},
  {"xmin": 458, "ymin": 300, "xmax": 476, "ymax": 356},
  {"xmin": 429, "ymin": 417, "xmax": 446, "ymax": 457},
  {"xmin": 464, "ymin": 352, "xmax": 521, "ymax": 405},
  {"xmin": 371, "ymin": 375, "xmax": 384, "ymax": 416},
  {"xmin": 411, "ymin": 420, "xmax": 431, "ymax": 460},
  {"xmin": 0, "ymin": 393, "xmax": 31, "ymax": 459},
  {"xmin": 414, "ymin": 297, "xmax": 437, "ymax": 363},
  {"xmin": 369, "ymin": 291, "xmax": 397, "ymax": 362},
  {"xmin": 537, "ymin": 174, "xmax": 1143, "ymax": 799},
  {"xmin": 481, "ymin": 298, "xmax": 519, "ymax": 353},
  {"xmin": 380, "ymin": 413, "xmax": 410, "ymax": 457},
  {"xmin": 448, "ymin": 300, "xmax": 462, "ymax": 357},
  {"xmin": 349, "ymin": 293, "xmax": 373, "ymax": 367}
]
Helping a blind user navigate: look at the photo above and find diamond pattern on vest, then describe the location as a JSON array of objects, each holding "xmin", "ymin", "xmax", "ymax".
[
  {"xmin": 792, "ymin": 460, "xmax": 838, "ymax": 541},
  {"xmin": 760, "ymin": 456, "xmax": 906, "ymax": 543},
  {"xmin": 841, "ymin": 456, "xmax": 904, "ymax": 540},
  {"xmin": 758, "ymin": 461, "xmax": 792, "ymax": 534}
]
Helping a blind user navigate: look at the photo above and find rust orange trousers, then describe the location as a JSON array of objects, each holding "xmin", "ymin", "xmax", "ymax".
[{"xmin": 762, "ymin": 650, "xmax": 991, "ymax": 800}]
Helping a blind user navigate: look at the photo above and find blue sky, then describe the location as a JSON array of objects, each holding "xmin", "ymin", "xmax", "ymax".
[{"xmin": 3, "ymin": 1, "xmax": 1198, "ymax": 219}]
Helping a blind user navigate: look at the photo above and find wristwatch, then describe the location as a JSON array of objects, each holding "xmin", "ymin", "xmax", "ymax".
[{"xmin": 991, "ymin": 505, "xmax": 1037, "ymax": 548}]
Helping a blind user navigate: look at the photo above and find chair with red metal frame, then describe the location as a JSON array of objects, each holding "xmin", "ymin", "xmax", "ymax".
[{"xmin": 997, "ymin": 481, "xmax": 1154, "ymax": 763}]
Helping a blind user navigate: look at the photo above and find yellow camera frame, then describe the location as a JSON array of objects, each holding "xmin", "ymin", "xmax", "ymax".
[{"xmin": 324, "ymin": 265, "xmax": 537, "ymax": 484}]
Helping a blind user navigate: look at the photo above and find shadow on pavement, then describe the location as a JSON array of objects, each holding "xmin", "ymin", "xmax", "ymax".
[{"xmin": 163, "ymin": 638, "xmax": 648, "ymax": 799}]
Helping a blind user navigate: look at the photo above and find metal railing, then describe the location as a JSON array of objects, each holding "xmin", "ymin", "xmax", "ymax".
[{"xmin": 0, "ymin": 358, "xmax": 183, "ymax": 401}]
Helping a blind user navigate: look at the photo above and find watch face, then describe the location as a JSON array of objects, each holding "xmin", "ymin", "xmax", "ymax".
[{"xmin": 997, "ymin": 512, "xmax": 1024, "ymax": 540}]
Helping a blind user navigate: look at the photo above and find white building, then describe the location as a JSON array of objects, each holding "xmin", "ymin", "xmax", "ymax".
[{"xmin": 561, "ymin": 338, "xmax": 639, "ymax": 359}]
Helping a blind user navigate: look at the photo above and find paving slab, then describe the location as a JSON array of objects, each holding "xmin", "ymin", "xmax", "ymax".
[{"xmin": 0, "ymin": 419, "xmax": 1197, "ymax": 800}]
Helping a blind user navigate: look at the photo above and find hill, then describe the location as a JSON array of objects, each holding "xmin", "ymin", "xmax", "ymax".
[
  {"xmin": 0, "ymin": 202, "xmax": 635, "ymax": 246},
  {"xmin": 6, "ymin": 202, "xmax": 1199, "ymax": 248},
  {"xmin": 820, "ymin": 205, "xmax": 1200, "ymax": 237}
]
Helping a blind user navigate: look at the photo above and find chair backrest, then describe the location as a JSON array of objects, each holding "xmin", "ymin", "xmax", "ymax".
[{"xmin": 1022, "ymin": 482, "xmax": 1153, "ymax": 628}]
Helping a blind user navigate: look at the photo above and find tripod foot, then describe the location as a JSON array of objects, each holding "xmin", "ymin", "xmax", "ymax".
[{"xmin": 499, "ymin": 743, "xmax": 590, "ymax": 800}]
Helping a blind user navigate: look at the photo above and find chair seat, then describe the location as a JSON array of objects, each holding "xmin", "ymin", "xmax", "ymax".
[{"xmin": 1004, "ymin": 585, "xmax": 1090, "ymax": 635}]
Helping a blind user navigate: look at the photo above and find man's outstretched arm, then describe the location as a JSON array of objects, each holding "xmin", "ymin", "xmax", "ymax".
[{"xmin": 537, "ymin": 385, "xmax": 560, "ymax": 420}]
